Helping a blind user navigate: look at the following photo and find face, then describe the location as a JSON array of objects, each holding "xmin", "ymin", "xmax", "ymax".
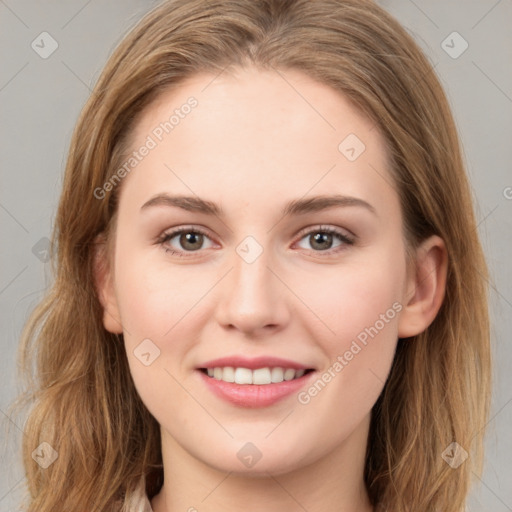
[{"xmin": 99, "ymin": 66, "xmax": 413, "ymax": 476}]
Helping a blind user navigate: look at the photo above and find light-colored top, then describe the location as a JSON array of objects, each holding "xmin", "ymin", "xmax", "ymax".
[{"xmin": 122, "ymin": 479, "xmax": 154, "ymax": 512}]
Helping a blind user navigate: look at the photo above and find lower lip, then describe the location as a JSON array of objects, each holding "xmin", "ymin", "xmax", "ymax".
[{"xmin": 197, "ymin": 370, "xmax": 315, "ymax": 408}]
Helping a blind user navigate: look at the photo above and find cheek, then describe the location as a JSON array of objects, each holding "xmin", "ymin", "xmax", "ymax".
[
  {"xmin": 114, "ymin": 249, "xmax": 211, "ymax": 339},
  {"xmin": 113, "ymin": 251, "xmax": 213, "ymax": 404},
  {"xmin": 299, "ymin": 255, "xmax": 405, "ymax": 354},
  {"xmin": 298, "ymin": 252, "xmax": 404, "ymax": 406}
]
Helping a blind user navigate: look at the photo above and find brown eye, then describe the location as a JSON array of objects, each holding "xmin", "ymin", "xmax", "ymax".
[
  {"xmin": 296, "ymin": 226, "xmax": 354, "ymax": 254},
  {"xmin": 158, "ymin": 227, "xmax": 214, "ymax": 255},
  {"xmin": 178, "ymin": 232, "xmax": 204, "ymax": 251},
  {"xmin": 309, "ymin": 232, "xmax": 334, "ymax": 251}
]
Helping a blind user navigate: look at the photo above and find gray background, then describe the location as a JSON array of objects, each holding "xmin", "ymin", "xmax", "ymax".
[{"xmin": 1, "ymin": 1, "xmax": 511, "ymax": 510}]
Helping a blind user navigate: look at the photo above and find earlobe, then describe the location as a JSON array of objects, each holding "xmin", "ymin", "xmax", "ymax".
[
  {"xmin": 92, "ymin": 234, "xmax": 123, "ymax": 334},
  {"xmin": 397, "ymin": 235, "xmax": 448, "ymax": 338}
]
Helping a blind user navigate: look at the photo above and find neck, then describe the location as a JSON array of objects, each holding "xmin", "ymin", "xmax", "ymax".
[{"xmin": 151, "ymin": 414, "xmax": 374, "ymax": 512}]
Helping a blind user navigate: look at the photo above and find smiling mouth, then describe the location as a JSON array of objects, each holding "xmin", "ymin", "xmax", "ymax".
[{"xmin": 198, "ymin": 367, "xmax": 315, "ymax": 385}]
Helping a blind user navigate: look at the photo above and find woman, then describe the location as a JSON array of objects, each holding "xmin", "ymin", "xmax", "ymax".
[{"xmin": 14, "ymin": 0, "xmax": 491, "ymax": 511}]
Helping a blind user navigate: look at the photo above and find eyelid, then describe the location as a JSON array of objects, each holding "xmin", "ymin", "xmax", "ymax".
[
  {"xmin": 294, "ymin": 223, "xmax": 355, "ymax": 242},
  {"xmin": 158, "ymin": 224, "xmax": 213, "ymax": 239}
]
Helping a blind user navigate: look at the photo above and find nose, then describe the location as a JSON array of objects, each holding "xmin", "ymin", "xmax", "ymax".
[{"xmin": 214, "ymin": 246, "xmax": 291, "ymax": 337}]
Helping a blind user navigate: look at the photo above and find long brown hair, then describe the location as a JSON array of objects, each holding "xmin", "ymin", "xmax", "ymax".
[{"xmin": 10, "ymin": 0, "xmax": 491, "ymax": 510}]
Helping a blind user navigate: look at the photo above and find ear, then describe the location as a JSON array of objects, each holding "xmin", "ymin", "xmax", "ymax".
[
  {"xmin": 397, "ymin": 235, "xmax": 448, "ymax": 338},
  {"xmin": 92, "ymin": 233, "xmax": 123, "ymax": 334}
]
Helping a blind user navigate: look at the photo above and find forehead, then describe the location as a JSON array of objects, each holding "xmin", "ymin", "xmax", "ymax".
[{"xmin": 118, "ymin": 67, "xmax": 399, "ymax": 223}]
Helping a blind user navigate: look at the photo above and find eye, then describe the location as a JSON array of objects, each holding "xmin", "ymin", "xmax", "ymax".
[
  {"xmin": 157, "ymin": 226, "xmax": 215, "ymax": 256},
  {"xmin": 295, "ymin": 225, "xmax": 354, "ymax": 254},
  {"xmin": 156, "ymin": 224, "xmax": 355, "ymax": 258}
]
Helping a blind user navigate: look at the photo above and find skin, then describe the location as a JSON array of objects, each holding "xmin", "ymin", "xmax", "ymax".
[{"xmin": 95, "ymin": 66, "xmax": 447, "ymax": 512}]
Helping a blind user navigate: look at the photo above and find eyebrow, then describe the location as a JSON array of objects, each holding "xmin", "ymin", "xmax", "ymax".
[{"xmin": 140, "ymin": 193, "xmax": 377, "ymax": 217}]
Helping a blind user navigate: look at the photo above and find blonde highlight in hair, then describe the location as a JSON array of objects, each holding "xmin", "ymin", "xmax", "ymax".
[{"xmin": 11, "ymin": 1, "xmax": 490, "ymax": 511}]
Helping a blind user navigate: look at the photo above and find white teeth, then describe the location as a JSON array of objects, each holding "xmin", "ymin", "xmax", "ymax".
[
  {"xmin": 222, "ymin": 366, "xmax": 235, "ymax": 382},
  {"xmin": 283, "ymin": 368, "xmax": 296, "ymax": 381},
  {"xmin": 204, "ymin": 366, "xmax": 309, "ymax": 385},
  {"xmin": 234, "ymin": 367, "xmax": 252, "ymax": 384},
  {"xmin": 270, "ymin": 367, "xmax": 283, "ymax": 382},
  {"xmin": 253, "ymin": 368, "xmax": 271, "ymax": 385}
]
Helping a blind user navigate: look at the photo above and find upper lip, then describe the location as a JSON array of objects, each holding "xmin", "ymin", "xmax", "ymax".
[{"xmin": 197, "ymin": 356, "xmax": 314, "ymax": 371}]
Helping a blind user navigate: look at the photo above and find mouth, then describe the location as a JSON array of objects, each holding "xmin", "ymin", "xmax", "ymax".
[
  {"xmin": 198, "ymin": 366, "xmax": 315, "ymax": 385},
  {"xmin": 196, "ymin": 365, "xmax": 317, "ymax": 408}
]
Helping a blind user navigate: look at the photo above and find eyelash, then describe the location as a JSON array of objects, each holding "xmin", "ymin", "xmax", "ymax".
[{"xmin": 156, "ymin": 224, "xmax": 355, "ymax": 258}]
